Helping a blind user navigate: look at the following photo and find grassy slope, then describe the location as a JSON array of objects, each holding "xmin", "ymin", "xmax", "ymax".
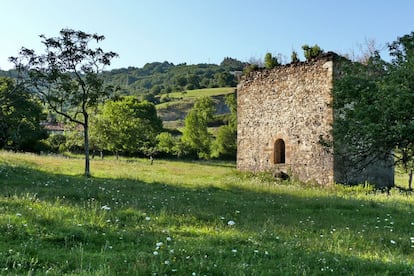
[
  {"xmin": 0, "ymin": 151, "xmax": 413, "ymax": 275},
  {"xmin": 156, "ymin": 87, "xmax": 235, "ymax": 127}
]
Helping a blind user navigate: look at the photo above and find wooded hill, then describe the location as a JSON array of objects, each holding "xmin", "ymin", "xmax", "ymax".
[
  {"xmin": 1, "ymin": 56, "xmax": 244, "ymax": 102},
  {"xmin": 1, "ymin": 57, "xmax": 243, "ymax": 129},
  {"xmin": 99, "ymin": 57, "xmax": 244, "ymax": 101}
]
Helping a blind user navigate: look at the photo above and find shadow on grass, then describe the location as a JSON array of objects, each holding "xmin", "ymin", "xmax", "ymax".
[{"xmin": 0, "ymin": 163, "xmax": 413, "ymax": 274}]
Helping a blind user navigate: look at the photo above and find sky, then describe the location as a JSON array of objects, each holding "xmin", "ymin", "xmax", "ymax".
[{"xmin": 0, "ymin": 0, "xmax": 413, "ymax": 70}]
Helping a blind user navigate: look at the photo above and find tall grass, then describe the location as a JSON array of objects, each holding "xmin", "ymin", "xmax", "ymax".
[{"xmin": 0, "ymin": 151, "xmax": 413, "ymax": 275}]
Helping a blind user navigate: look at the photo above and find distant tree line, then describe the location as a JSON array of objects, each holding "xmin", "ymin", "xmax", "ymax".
[{"xmin": 101, "ymin": 57, "xmax": 246, "ymax": 104}]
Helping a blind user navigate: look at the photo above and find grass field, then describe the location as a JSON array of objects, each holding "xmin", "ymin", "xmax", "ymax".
[
  {"xmin": 156, "ymin": 87, "xmax": 235, "ymax": 109},
  {"xmin": 167, "ymin": 87, "xmax": 236, "ymax": 100},
  {"xmin": 0, "ymin": 151, "xmax": 413, "ymax": 275}
]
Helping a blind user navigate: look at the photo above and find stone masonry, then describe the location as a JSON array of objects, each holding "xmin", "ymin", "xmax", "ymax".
[{"xmin": 237, "ymin": 52, "xmax": 394, "ymax": 186}]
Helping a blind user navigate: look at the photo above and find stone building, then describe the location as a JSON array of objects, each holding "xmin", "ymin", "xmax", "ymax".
[{"xmin": 237, "ymin": 52, "xmax": 394, "ymax": 187}]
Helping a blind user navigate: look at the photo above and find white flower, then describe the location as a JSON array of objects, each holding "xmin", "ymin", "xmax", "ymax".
[
  {"xmin": 231, "ymin": 249, "xmax": 237, "ymax": 253},
  {"xmin": 101, "ymin": 205, "xmax": 111, "ymax": 210},
  {"xmin": 164, "ymin": 260, "xmax": 170, "ymax": 265},
  {"xmin": 16, "ymin": 213, "xmax": 22, "ymax": 217},
  {"xmin": 156, "ymin": 242, "xmax": 163, "ymax": 247},
  {"xmin": 166, "ymin": 237, "xmax": 172, "ymax": 242},
  {"xmin": 145, "ymin": 216, "xmax": 151, "ymax": 221},
  {"xmin": 390, "ymin": 240, "xmax": 396, "ymax": 244},
  {"xmin": 153, "ymin": 251, "xmax": 159, "ymax": 255},
  {"xmin": 227, "ymin": 220, "xmax": 236, "ymax": 226}
]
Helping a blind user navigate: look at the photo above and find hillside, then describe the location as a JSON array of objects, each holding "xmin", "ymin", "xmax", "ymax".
[
  {"xmin": 156, "ymin": 87, "xmax": 236, "ymax": 129},
  {"xmin": 101, "ymin": 58, "xmax": 244, "ymax": 99},
  {"xmin": 1, "ymin": 59, "xmax": 242, "ymax": 130}
]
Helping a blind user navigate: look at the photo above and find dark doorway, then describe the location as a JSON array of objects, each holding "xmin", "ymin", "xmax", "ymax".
[{"xmin": 274, "ymin": 139, "xmax": 285, "ymax": 164}]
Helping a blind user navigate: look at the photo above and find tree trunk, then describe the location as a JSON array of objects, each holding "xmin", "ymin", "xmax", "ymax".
[
  {"xmin": 409, "ymin": 169, "xmax": 413, "ymax": 191},
  {"xmin": 83, "ymin": 113, "xmax": 91, "ymax": 177}
]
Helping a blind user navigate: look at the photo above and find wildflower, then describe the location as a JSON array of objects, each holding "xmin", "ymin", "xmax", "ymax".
[
  {"xmin": 390, "ymin": 240, "xmax": 396, "ymax": 245},
  {"xmin": 166, "ymin": 237, "xmax": 172, "ymax": 242},
  {"xmin": 16, "ymin": 213, "xmax": 22, "ymax": 217},
  {"xmin": 164, "ymin": 260, "xmax": 170, "ymax": 265},
  {"xmin": 101, "ymin": 205, "xmax": 111, "ymax": 211},
  {"xmin": 231, "ymin": 249, "xmax": 237, "ymax": 253},
  {"xmin": 145, "ymin": 216, "xmax": 151, "ymax": 221},
  {"xmin": 153, "ymin": 251, "xmax": 159, "ymax": 255},
  {"xmin": 227, "ymin": 220, "xmax": 236, "ymax": 226},
  {"xmin": 156, "ymin": 242, "xmax": 163, "ymax": 247}
]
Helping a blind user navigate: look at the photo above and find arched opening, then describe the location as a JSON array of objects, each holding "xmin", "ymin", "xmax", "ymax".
[{"xmin": 274, "ymin": 139, "xmax": 285, "ymax": 164}]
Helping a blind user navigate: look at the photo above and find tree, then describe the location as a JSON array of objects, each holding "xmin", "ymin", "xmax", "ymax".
[
  {"xmin": 264, "ymin": 53, "xmax": 279, "ymax": 69},
  {"xmin": 220, "ymin": 57, "xmax": 246, "ymax": 71},
  {"xmin": 291, "ymin": 51, "xmax": 300, "ymax": 63},
  {"xmin": 331, "ymin": 32, "xmax": 414, "ymax": 189},
  {"xmin": 387, "ymin": 32, "xmax": 414, "ymax": 189},
  {"xmin": 93, "ymin": 96, "xmax": 163, "ymax": 158},
  {"xmin": 156, "ymin": 132, "xmax": 180, "ymax": 157},
  {"xmin": 10, "ymin": 29, "xmax": 118, "ymax": 177},
  {"xmin": 211, "ymin": 93, "xmax": 237, "ymax": 159},
  {"xmin": 0, "ymin": 77, "xmax": 47, "ymax": 151},
  {"xmin": 215, "ymin": 72, "xmax": 236, "ymax": 87},
  {"xmin": 182, "ymin": 97, "xmax": 215, "ymax": 159},
  {"xmin": 302, "ymin": 44, "xmax": 324, "ymax": 60}
]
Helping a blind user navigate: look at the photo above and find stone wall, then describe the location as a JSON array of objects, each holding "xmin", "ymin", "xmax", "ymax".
[
  {"xmin": 237, "ymin": 53, "xmax": 395, "ymax": 187},
  {"xmin": 237, "ymin": 55, "xmax": 335, "ymax": 184}
]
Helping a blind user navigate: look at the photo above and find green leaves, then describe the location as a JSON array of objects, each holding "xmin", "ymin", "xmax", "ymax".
[
  {"xmin": 182, "ymin": 97, "xmax": 215, "ymax": 159},
  {"xmin": 0, "ymin": 77, "xmax": 46, "ymax": 151},
  {"xmin": 302, "ymin": 44, "xmax": 323, "ymax": 61},
  {"xmin": 91, "ymin": 96, "xmax": 163, "ymax": 156},
  {"xmin": 333, "ymin": 32, "xmax": 414, "ymax": 181},
  {"xmin": 10, "ymin": 28, "xmax": 118, "ymax": 176}
]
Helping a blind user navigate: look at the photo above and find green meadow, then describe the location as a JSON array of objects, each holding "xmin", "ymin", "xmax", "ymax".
[{"xmin": 0, "ymin": 151, "xmax": 413, "ymax": 275}]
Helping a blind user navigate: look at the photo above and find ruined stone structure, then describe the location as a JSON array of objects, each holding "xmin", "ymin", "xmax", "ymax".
[{"xmin": 237, "ymin": 53, "xmax": 394, "ymax": 186}]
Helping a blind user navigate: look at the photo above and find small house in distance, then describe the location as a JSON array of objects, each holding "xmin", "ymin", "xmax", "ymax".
[{"xmin": 236, "ymin": 52, "xmax": 394, "ymax": 187}]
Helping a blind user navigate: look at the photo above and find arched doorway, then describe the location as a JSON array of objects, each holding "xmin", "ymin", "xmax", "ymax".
[{"xmin": 274, "ymin": 139, "xmax": 285, "ymax": 164}]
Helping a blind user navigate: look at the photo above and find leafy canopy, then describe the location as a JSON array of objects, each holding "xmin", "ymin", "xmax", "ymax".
[
  {"xmin": 332, "ymin": 32, "xmax": 414, "ymax": 187},
  {"xmin": 182, "ymin": 97, "xmax": 215, "ymax": 159},
  {"xmin": 92, "ymin": 96, "xmax": 163, "ymax": 156},
  {"xmin": 0, "ymin": 77, "xmax": 46, "ymax": 151},
  {"xmin": 10, "ymin": 29, "xmax": 118, "ymax": 176}
]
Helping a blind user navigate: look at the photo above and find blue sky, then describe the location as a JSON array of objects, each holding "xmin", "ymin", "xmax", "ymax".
[{"xmin": 0, "ymin": 0, "xmax": 413, "ymax": 70}]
